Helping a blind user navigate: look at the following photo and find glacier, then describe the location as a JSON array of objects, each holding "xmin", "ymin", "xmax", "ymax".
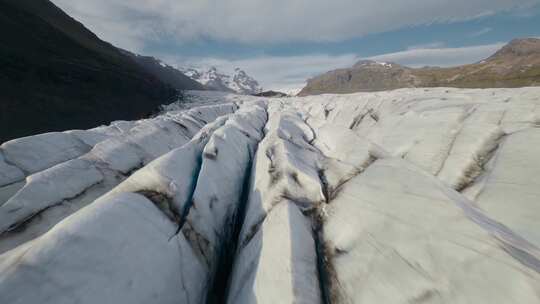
[{"xmin": 1, "ymin": 87, "xmax": 540, "ymax": 303}]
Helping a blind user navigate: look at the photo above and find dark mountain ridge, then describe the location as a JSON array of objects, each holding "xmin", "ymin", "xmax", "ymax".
[
  {"xmin": 121, "ymin": 50, "xmax": 205, "ymax": 91},
  {"xmin": 0, "ymin": 0, "xmax": 193, "ymax": 143}
]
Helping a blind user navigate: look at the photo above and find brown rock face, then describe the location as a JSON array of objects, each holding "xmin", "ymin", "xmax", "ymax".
[{"xmin": 299, "ymin": 38, "xmax": 540, "ymax": 96}]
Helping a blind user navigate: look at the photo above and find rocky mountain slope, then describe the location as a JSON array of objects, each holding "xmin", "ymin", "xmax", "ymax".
[
  {"xmin": 122, "ymin": 51, "xmax": 205, "ymax": 91},
  {"xmin": 254, "ymin": 90, "xmax": 289, "ymax": 97},
  {"xmin": 183, "ymin": 67, "xmax": 263, "ymax": 94},
  {"xmin": 0, "ymin": 0, "xmax": 187, "ymax": 143},
  {"xmin": 299, "ymin": 38, "xmax": 540, "ymax": 96},
  {"xmin": 1, "ymin": 88, "xmax": 539, "ymax": 303}
]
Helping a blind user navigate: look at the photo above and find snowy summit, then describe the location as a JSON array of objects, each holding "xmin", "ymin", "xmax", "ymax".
[{"xmin": 182, "ymin": 66, "xmax": 263, "ymax": 95}]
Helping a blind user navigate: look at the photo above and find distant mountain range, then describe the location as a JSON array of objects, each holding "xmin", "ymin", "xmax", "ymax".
[
  {"xmin": 299, "ymin": 38, "xmax": 540, "ymax": 96},
  {"xmin": 182, "ymin": 67, "xmax": 263, "ymax": 95},
  {"xmin": 0, "ymin": 0, "xmax": 200, "ymax": 142}
]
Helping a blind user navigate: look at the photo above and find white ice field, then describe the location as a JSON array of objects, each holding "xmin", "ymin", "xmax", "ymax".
[{"xmin": 1, "ymin": 88, "xmax": 540, "ymax": 303}]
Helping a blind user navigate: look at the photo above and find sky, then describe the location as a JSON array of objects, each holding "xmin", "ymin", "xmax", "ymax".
[{"xmin": 51, "ymin": 0, "xmax": 540, "ymax": 92}]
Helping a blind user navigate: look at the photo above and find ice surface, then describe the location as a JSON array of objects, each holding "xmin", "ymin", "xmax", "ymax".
[
  {"xmin": 178, "ymin": 105, "xmax": 267, "ymax": 302},
  {"xmin": 184, "ymin": 105, "xmax": 266, "ymax": 251},
  {"xmin": 0, "ymin": 101, "xmax": 237, "ymax": 253},
  {"xmin": 437, "ymin": 113, "xmax": 504, "ymax": 190},
  {"xmin": 238, "ymin": 112, "xmax": 324, "ymax": 239},
  {"xmin": 324, "ymin": 158, "xmax": 540, "ymax": 303},
  {"xmin": 474, "ymin": 129, "xmax": 540, "ymax": 248},
  {"xmin": 228, "ymin": 201, "xmax": 321, "ymax": 304},
  {"xmin": 0, "ymin": 153, "xmax": 25, "ymax": 187},
  {"xmin": 1, "ymin": 88, "xmax": 540, "ymax": 304},
  {"xmin": 0, "ymin": 159, "xmax": 103, "ymax": 234},
  {"xmin": 228, "ymin": 106, "xmax": 327, "ymax": 304},
  {"xmin": 0, "ymin": 193, "xmax": 206, "ymax": 304},
  {"xmin": 65, "ymin": 120, "xmax": 138, "ymax": 146},
  {"xmin": 1, "ymin": 132, "xmax": 90, "ymax": 174}
]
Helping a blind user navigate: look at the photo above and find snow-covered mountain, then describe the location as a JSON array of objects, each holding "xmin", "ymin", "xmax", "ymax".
[
  {"xmin": 1, "ymin": 88, "xmax": 540, "ymax": 303},
  {"xmin": 182, "ymin": 66, "xmax": 263, "ymax": 94}
]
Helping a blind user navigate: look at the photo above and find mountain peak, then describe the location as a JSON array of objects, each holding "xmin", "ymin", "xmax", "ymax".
[
  {"xmin": 299, "ymin": 37, "xmax": 540, "ymax": 96},
  {"xmin": 182, "ymin": 66, "xmax": 262, "ymax": 94},
  {"xmin": 490, "ymin": 38, "xmax": 540, "ymax": 59},
  {"xmin": 353, "ymin": 60, "xmax": 376, "ymax": 67},
  {"xmin": 353, "ymin": 60, "xmax": 398, "ymax": 69}
]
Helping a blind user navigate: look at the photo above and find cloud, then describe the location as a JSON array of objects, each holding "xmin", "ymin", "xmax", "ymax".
[
  {"xmin": 50, "ymin": 0, "xmax": 538, "ymax": 51},
  {"xmin": 407, "ymin": 42, "xmax": 447, "ymax": 50},
  {"xmin": 368, "ymin": 42, "xmax": 505, "ymax": 67},
  {"xmin": 468, "ymin": 27, "xmax": 493, "ymax": 37},
  {"xmin": 159, "ymin": 42, "xmax": 505, "ymax": 91}
]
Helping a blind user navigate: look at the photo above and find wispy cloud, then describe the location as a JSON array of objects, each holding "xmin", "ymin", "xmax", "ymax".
[
  {"xmin": 407, "ymin": 42, "xmax": 446, "ymax": 50},
  {"xmin": 468, "ymin": 27, "xmax": 493, "ymax": 37},
  {"xmin": 51, "ymin": 0, "xmax": 539, "ymax": 51},
  {"xmin": 368, "ymin": 42, "xmax": 505, "ymax": 67}
]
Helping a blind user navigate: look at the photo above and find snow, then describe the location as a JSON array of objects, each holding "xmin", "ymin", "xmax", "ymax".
[
  {"xmin": 0, "ymin": 181, "xmax": 24, "ymax": 207},
  {"xmin": 240, "ymin": 109, "xmax": 324, "ymax": 227},
  {"xmin": 2, "ymin": 87, "xmax": 540, "ymax": 303},
  {"xmin": 66, "ymin": 129, "xmax": 114, "ymax": 147},
  {"xmin": 65, "ymin": 121, "xmax": 138, "ymax": 146},
  {"xmin": 83, "ymin": 137, "xmax": 145, "ymax": 174},
  {"xmin": 313, "ymin": 124, "xmax": 372, "ymax": 168},
  {"xmin": 0, "ymin": 159, "xmax": 103, "ymax": 234},
  {"xmin": 105, "ymin": 116, "xmax": 230, "ymax": 215},
  {"xmin": 66, "ymin": 103, "xmax": 268, "ymax": 303},
  {"xmin": 474, "ymin": 129, "xmax": 540, "ymax": 248},
  {"xmin": 227, "ymin": 106, "xmax": 326, "ymax": 303},
  {"xmin": 1, "ymin": 132, "xmax": 90, "ymax": 174},
  {"xmin": 0, "ymin": 153, "xmax": 25, "ymax": 187},
  {"xmin": 0, "ymin": 193, "xmax": 205, "ymax": 304},
  {"xmin": 377, "ymin": 61, "xmax": 393, "ymax": 68},
  {"xmin": 324, "ymin": 158, "xmax": 540, "ymax": 303},
  {"xmin": 181, "ymin": 67, "xmax": 263, "ymax": 94},
  {"xmin": 0, "ymin": 99, "xmax": 237, "ymax": 253},
  {"xmin": 436, "ymin": 113, "xmax": 504, "ymax": 190},
  {"xmin": 180, "ymin": 104, "xmax": 267, "ymax": 299},
  {"xmin": 354, "ymin": 60, "xmax": 393, "ymax": 68},
  {"xmin": 228, "ymin": 200, "xmax": 321, "ymax": 304}
]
